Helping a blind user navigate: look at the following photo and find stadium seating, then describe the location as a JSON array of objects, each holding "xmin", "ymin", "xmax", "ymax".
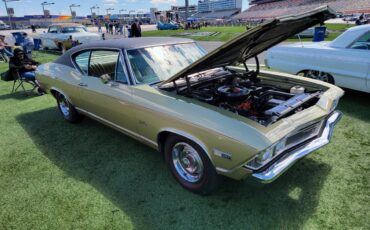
[
  {"xmin": 235, "ymin": 0, "xmax": 370, "ymax": 20},
  {"xmin": 193, "ymin": 9, "xmax": 240, "ymax": 20}
]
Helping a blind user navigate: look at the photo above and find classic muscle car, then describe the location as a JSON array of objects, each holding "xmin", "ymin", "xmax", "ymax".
[
  {"xmin": 266, "ymin": 24, "xmax": 370, "ymax": 93},
  {"xmin": 38, "ymin": 23, "xmax": 103, "ymax": 53},
  {"xmin": 36, "ymin": 6, "xmax": 344, "ymax": 194}
]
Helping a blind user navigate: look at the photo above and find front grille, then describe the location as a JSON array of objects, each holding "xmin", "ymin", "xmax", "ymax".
[{"xmin": 285, "ymin": 120, "xmax": 324, "ymax": 149}]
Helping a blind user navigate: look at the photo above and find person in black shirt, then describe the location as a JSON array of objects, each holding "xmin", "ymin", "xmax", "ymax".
[
  {"xmin": 131, "ymin": 19, "xmax": 142, "ymax": 37},
  {"xmin": 9, "ymin": 48, "xmax": 44, "ymax": 94}
]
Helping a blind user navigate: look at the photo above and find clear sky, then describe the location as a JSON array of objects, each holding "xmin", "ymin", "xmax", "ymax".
[{"xmin": 1, "ymin": 0, "xmax": 248, "ymax": 17}]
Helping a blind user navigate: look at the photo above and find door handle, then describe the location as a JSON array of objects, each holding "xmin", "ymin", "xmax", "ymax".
[{"xmin": 78, "ymin": 83, "xmax": 88, "ymax": 87}]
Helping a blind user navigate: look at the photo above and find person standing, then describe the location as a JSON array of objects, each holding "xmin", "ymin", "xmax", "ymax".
[
  {"xmin": 114, "ymin": 21, "xmax": 119, "ymax": 35},
  {"xmin": 31, "ymin": 24, "xmax": 36, "ymax": 33},
  {"xmin": 22, "ymin": 33, "xmax": 34, "ymax": 59},
  {"xmin": 98, "ymin": 21, "xmax": 102, "ymax": 33},
  {"xmin": 109, "ymin": 22, "xmax": 114, "ymax": 35},
  {"xmin": 119, "ymin": 22, "xmax": 124, "ymax": 36},
  {"xmin": 131, "ymin": 19, "xmax": 141, "ymax": 37},
  {"xmin": 130, "ymin": 20, "xmax": 139, "ymax": 37},
  {"xmin": 105, "ymin": 22, "xmax": 109, "ymax": 33}
]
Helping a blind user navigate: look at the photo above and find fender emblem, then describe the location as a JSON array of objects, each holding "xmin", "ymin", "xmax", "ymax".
[{"xmin": 213, "ymin": 149, "xmax": 232, "ymax": 160}]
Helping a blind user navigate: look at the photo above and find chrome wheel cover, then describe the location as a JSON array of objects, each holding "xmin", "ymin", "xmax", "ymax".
[
  {"xmin": 59, "ymin": 95, "xmax": 70, "ymax": 117},
  {"xmin": 304, "ymin": 70, "xmax": 330, "ymax": 82},
  {"xmin": 172, "ymin": 142, "xmax": 204, "ymax": 183}
]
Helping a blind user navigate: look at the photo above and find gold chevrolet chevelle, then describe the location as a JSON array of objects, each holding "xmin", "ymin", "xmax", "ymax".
[{"xmin": 36, "ymin": 7, "xmax": 344, "ymax": 194}]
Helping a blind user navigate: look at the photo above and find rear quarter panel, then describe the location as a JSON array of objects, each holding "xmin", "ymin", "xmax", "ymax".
[{"xmin": 36, "ymin": 63, "xmax": 83, "ymax": 105}]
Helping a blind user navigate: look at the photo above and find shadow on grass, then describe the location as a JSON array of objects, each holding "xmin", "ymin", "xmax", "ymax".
[
  {"xmin": 17, "ymin": 107, "xmax": 331, "ymax": 229},
  {"xmin": 0, "ymin": 91, "xmax": 40, "ymax": 100},
  {"xmin": 339, "ymin": 89, "xmax": 370, "ymax": 123}
]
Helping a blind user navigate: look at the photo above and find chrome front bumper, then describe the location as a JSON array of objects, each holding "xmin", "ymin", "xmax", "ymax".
[{"xmin": 252, "ymin": 111, "xmax": 342, "ymax": 183}]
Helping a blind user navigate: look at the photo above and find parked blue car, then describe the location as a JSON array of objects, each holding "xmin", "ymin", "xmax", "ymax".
[{"xmin": 157, "ymin": 22, "xmax": 179, "ymax": 30}]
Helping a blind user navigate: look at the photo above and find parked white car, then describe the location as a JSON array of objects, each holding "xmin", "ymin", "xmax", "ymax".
[
  {"xmin": 0, "ymin": 21, "xmax": 10, "ymax": 30},
  {"xmin": 38, "ymin": 23, "xmax": 102, "ymax": 53},
  {"xmin": 266, "ymin": 24, "xmax": 370, "ymax": 93}
]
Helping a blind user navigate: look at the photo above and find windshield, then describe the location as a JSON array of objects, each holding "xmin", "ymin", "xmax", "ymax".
[
  {"xmin": 61, "ymin": 26, "xmax": 88, "ymax": 33},
  {"xmin": 127, "ymin": 43, "xmax": 206, "ymax": 84}
]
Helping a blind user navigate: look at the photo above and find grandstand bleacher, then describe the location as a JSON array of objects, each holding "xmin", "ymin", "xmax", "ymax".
[
  {"xmin": 192, "ymin": 9, "xmax": 240, "ymax": 20},
  {"xmin": 235, "ymin": 0, "xmax": 370, "ymax": 20}
]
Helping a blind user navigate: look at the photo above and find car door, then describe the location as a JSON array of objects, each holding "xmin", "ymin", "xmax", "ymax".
[
  {"xmin": 341, "ymin": 31, "xmax": 370, "ymax": 93},
  {"xmin": 77, "ymin": 49, "xmax": 138, "ymax": 132},
  {"xmin": 42, "ymin": 26, "xmax": 59, "ymax": 49}
]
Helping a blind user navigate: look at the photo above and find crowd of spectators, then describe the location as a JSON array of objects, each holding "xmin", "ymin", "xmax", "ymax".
[{"xmin": 95, "ymin": 19, "xmax": 142, "ymax": 37}]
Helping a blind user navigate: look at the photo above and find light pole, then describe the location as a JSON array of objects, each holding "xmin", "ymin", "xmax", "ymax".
[
  {"xmin": 3, "ymin": 0, "xmax": 20, "ymax": 29},
  {"xmin": 41, "ymin": 1, "xmax": 54, "ymax": 26},
  {"xmin": 129, "ymin": 10, "xmax": 135, "ymax": 22},
  {"xmin": 69, "ymin": 4, "xmax": 80, "ymax": 22},
  {"xmin": 90, "ymin": 5, "xmax": 99, "ymax": 22},
  {"xmin": 119, "ymin": 9, "xmax": 126, "ymax": 22},
  {"xmin": 119, "ymin": 9, "xmax": 127, "ymax": 37},
  {"xmin": 106, "ymin": 7, "xmax": 114, "ymax": 15},
  {"xmin": 185, "ymin": 0, "xmax": 189, "ymax": 21},
  {"xmin": 119, "ymin": 9, "xmax": 126, "ymax": 17}
]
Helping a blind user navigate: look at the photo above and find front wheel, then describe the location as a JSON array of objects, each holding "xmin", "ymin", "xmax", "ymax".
[
  {"xmin": 56, "ymin": 93, "xmax": 83, "ymax": 123},
  {"xmin": 299, "ymin": 70, "xmax": 334, "ymax": 84},
  {"xmin": 164, "ymin": 135, "xmax": 220, "ymax": 195}
]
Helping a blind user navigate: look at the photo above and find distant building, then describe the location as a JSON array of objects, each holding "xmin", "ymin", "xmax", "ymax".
[
  {"xmin": 171, "ymin": 5, "xmax": 198, "ymax": 20},
  {"xmin": 0, "ymin": 15, "xmax": 90, "ymax": 28},
  {"xmin": 198, "ymin": 0, "xmax": 242, "ymax": 13}
]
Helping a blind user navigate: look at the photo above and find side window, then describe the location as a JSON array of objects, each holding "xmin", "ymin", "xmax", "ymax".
[
  {"xmin": 350, "ymin": 32, "xmax": 370, "ymax": 50},
  {"xmin": 89, "ymin": 50, "xmax": 120, "ymax": 80},
  {"xmin": 74, "ymin": 51, "xmax": 90, "ymax": 74},
  {"xmin": 48, "ymin": 26, "xmax": 58, "ymax": 33},
  {"xmin": 116, "ymin": 55, "xmax": 129, "ymax": 84}
]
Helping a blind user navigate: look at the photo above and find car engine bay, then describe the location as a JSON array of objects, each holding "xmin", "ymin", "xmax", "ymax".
[{"xmin": 160, "ymin": 68, "xmax": 322, "ymax": 126}]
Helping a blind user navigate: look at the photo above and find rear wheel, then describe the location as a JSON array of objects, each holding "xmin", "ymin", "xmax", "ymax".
[
  {"xmin": 56, "ymin": 93, "xmax": 83, "ymax": 123},
  {"xmin": 164, "ymin": 135, "xmax": 220, "ymax": 195},
  {"xmin": 299, "ymin": 70, "xmax": 334, "ymax": 84}
]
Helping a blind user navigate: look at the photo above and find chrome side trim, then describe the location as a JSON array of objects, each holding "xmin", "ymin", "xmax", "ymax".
[
  {"xmin": 50, "ymin": 87, "xmax": 74, "ymax": 104},
  {"xmin": 158, "ymin": 128, "xmax": 213, "ymax": 164},
  {"xmin": 75, "ymin": 107, "xmax": 158, "ymax": 148},
  {"xmin": 125, "ymin": 41, "xmax": 195, "ymax": 51},
  {"xmin": 251, "ymin": 111, "xmax": 342, "ymax": 183}
]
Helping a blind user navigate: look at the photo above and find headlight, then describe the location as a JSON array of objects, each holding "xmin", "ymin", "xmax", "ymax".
[{"xmin": 245, "ymin": 138, "xmax": 286, "ymax": 170}]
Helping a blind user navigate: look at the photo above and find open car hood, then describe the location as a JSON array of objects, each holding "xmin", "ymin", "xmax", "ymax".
[{"xmin": 159, "ymin": 6, "xmax": 336, "ymax": 87}]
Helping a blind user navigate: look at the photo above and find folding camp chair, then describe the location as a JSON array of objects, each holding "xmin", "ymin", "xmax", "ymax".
[
  {"xmin": 0, "ymin": 52, "xmax": 8, "ymax": 62},
  {"xmin": 11, "ymin": 71, "xmax": 38, "ymax": 95}
]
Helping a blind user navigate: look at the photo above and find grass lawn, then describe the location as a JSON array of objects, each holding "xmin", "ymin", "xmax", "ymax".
[
  {"xmin": 0, "ymin": 51, "xmax": 369, "ymax": 229},
  {"xmin": 143, "ymin": 23, "xmax": 353, "ymax": 42}
]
